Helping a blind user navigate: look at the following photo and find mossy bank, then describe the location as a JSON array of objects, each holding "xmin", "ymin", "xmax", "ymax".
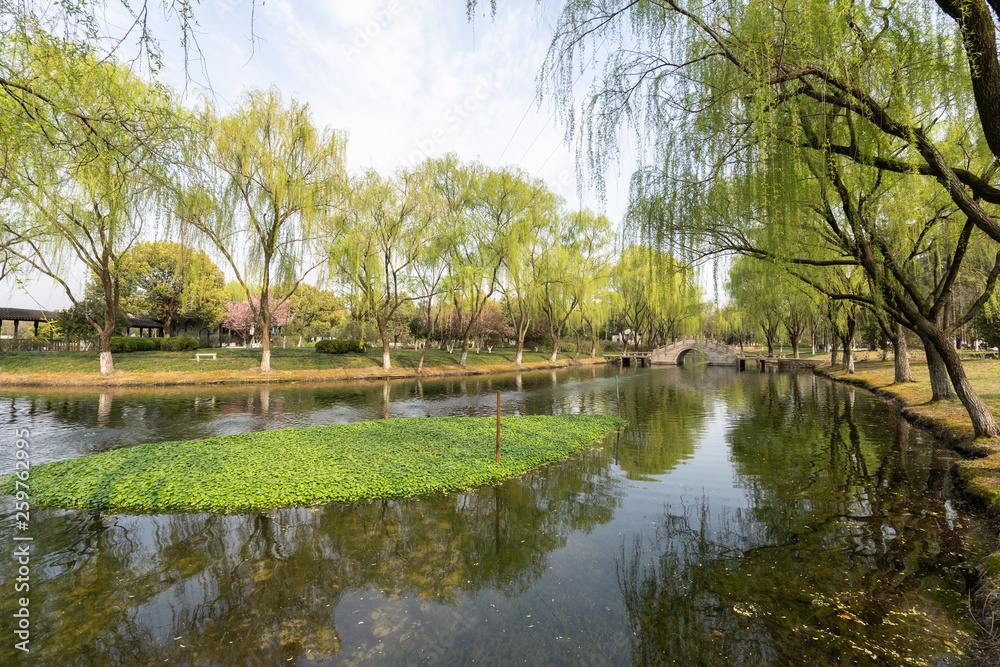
[{"xmin": 3, "ymin": 414, "xmax": 624, "ymax": 513}]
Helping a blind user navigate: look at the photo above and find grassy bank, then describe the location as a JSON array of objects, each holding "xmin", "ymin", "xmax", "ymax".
[
  {"xmin": 3, "ymin": 414, "xmax": 624, "ymax": 512},
  {"xmin": 0, "ymin": 346, "xmax": 607, "ymax": 386}
]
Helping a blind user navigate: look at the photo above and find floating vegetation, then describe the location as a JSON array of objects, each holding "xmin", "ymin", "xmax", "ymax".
[{"xmin": 3, "ymin": 415, "xmax": 623, "ymax": 513}]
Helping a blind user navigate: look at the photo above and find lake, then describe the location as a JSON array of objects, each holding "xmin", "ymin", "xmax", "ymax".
[{"xmin": 0, "ymin": 364, "xmax": 987, "ymax": 665}]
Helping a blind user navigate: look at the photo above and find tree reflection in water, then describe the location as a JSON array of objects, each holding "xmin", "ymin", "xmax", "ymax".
[
  {"xmin": 618, "ymin": 373, "xmax": 978, "ymax": 665},
  {"xmin": 3, "ymin": 442, "xmax": 622, "ymax": 665}
]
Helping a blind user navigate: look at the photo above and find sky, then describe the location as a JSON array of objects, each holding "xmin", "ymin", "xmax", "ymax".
[{"xmin": 6, "ymin": 0, "xmax": 639, "ymax": 310}]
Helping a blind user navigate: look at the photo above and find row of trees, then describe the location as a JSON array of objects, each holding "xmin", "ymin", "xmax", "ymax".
[{"xmin": 0, "ymin": 21, "xmax": 708, "ymax": 375}]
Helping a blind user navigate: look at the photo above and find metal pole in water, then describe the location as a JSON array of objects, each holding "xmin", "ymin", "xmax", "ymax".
[
  {"xmin": 496, "ymin": 390, "xmax": 501, "ymax": 463},
  {"xmin": 616, "ymin": 375, "xmax": 621, "ymax": 418}
]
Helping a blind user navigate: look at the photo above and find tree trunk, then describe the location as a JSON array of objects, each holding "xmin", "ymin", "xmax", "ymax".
[
  {"xmin": 98, "ymin": 333, "xmax": 114, "ymax": 377},
  {"xmin": 763, "ymin": 322, "xmax": 777, "ymax": 355},
  {"xmin": 583, "ymin": 314, "xmax": 599, "ymax": 358},
  {"xmin": 379, "ymin": 322, "xmax": 391, "ymax": 370},
  {"xmin": 514, "ymin": 340, "xmax": 524, "ymax": 366},
  {"xmin": 830, "ymin": 337, "xmax": 839, "ymax": 366},
  {"xmin": 790, "ymin": 332, "xmax": 801, "ymax": 359},
  {"xmin": 417, "ymin": 338, "xmax": 428, "ymax": 373},
  {"xmin": 549, "ymin": 336, "xmax": 560, "ymax": 363},
  {"xmin": 163, "ymin": 313, "xmax": 173, "ymax": 338},
  {"xmin": 459, "ymin": 337, "xmax": 470, "ymax": 368},
  {"xmin": 260, "ymin": 318, "xmax": 273, "ymax": 372},
  {"xmin": 893, "ymin": 323, "xmax": 914, "ymax": 383},
  {"xmin": 921, "ymin": 334, "xmax": 955, "ymax": 400},
  {"xmin": 841, "ymin": 334, "xmax": 854, "ymax": 373},
  {"xmin": 931, "ymin": 332, "xmax": 1000, "ymax": 437}
]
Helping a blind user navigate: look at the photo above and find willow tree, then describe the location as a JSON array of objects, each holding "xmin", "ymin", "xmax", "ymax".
[
  {"xmin": 500, "ymin": 0, "xmax": 1000, "ymax": 437},
  {"xmin": 612, "ymin": 245, "xmax": 702, "ymax": 351},
  {"xmin": 332, "ymin": 169, "xmax": 423, "ymax": 370},
  {"xmin": 407, "ymin": 161, "xmax": 454, "ymax": 372},
  {"xmin": 0, "ymin": 34, "xmax": 180, "ymax": 376},
  {"xmin": 538, "ymin": 242, "xmax": 579, "ymax": 363},
  {"xmin": 565, "ymin": 209, "xmax": 615, "ymax": 358},
  {"xmin": 498, "ymin": 178, "xmax": 560, "ymax": 366},
  {"xmin": 726, "ymin": 258, "xmax": 783, "ymax": 356},
  {"xmin": 182, "ymin": 88, "xmax": 346, "ymax": 372},
  {"xmin": 434, "ymin": 157, "xmax": 532, "ymax": 368}
]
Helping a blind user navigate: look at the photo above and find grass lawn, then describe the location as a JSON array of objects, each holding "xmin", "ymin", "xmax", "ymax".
[
  {"xmin": 0, "ymin": 346, "xmax": 603, "ymax": 386},
  {"xmin": 3, "ymin": 414, "xmax": 624, "ymax": 512}
]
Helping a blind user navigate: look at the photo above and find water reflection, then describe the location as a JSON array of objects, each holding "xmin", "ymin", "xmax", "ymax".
[
  {"xmin": 0, "ymin": 366, "xmax": 987, "ymax": 664},
  {"xmin": 618, "ymin": 372, "xmax": 978, "ymax": 665},
  {"xmin": 2, "ymin": 444, "xmax": 622, "ymax": 665}
]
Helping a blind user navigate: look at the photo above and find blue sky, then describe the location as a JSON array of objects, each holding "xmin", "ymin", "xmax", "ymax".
[{"xmin": 8, "ymin": 0, "xmax": 636, "ymax": 309}]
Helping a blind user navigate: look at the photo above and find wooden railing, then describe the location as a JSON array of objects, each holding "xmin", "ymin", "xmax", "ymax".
[{"xmin": 0, "ymin": 338, "xmax": 95, "ymax": 352}]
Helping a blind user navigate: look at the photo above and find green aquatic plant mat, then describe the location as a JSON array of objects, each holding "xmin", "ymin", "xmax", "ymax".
[{"xmin": 5, "ymin": 415, "xmax": 623, "ymax": 512}]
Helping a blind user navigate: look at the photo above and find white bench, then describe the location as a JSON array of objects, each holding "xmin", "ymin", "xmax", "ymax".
[{"xmin": 195, "ymin": 353, "xmax": 217, "ymax": 361}]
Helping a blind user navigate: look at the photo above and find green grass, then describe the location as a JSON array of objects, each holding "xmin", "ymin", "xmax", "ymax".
[
  {"xmin": 0, "ymin": 346, "xmax": 575, "ymax": 375},
  {"xmin": 4, "ymin": 414, "xmax": 624, "ymax": 512}
]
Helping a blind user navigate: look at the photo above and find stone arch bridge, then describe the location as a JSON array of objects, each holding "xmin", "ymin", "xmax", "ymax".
[{"xmin": 649, "ymin": 338, "xmax": 740, "ymax": 365}]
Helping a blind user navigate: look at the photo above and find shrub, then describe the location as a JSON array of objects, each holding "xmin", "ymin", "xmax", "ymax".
[
  {"xmin": 315, "ymin": 339, "xmax": 365, "ymax": 354},
  {"xmin": 134, "ymin": 338, "xmax": 158, "ymax": 352},
  {"xmin": 161, "ymin": 336, "xmax": 199, "ymax": 352},
  {"xmin": 109, "ymin": 336, "xmax": 160, "ymax": 353}
]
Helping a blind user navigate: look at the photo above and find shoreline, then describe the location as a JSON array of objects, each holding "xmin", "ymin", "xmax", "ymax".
[
  {"xmin": 0, "ymin": 356, "xmax": 609, "ymax": 388},
  {"xmin": 812, "ymin": 362, "xmax": 1000, "ymax": 661}
]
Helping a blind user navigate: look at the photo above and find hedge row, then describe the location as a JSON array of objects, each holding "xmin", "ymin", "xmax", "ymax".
[
  {"xmin": 109, "ymin": 336, "xmax": 200, "ymax": 353},
  {"xmin": 315, "ymin": 339, "xmax": 366, "ymax": 354}
]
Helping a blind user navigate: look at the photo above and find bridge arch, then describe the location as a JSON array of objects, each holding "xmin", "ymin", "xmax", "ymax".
[{"xmin": 650, "ymin": 338, "xmax": 739, "ymax": 366}]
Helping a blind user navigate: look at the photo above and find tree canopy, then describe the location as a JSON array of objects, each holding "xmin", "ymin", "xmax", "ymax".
[{"xmin": 484, "ymin": 0, "xmax": 1000, "ymax": 436}]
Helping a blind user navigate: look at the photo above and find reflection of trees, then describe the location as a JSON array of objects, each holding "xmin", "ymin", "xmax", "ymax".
[
  {"xmin": 612, "ymin": 368, "xmax": 717, "ymax": 479},
  {"xmin": 618, "ymin": 375, "xmax": 976, "ymax": 664},
  {"xmin": 0, "ymin": 444, "xmax": 623, "ymax": 665}
]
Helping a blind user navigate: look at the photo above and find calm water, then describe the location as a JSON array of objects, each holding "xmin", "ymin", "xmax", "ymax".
[{"xmin": 0, "ymin": 365, "xmax": 987, "ymax": 665}]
